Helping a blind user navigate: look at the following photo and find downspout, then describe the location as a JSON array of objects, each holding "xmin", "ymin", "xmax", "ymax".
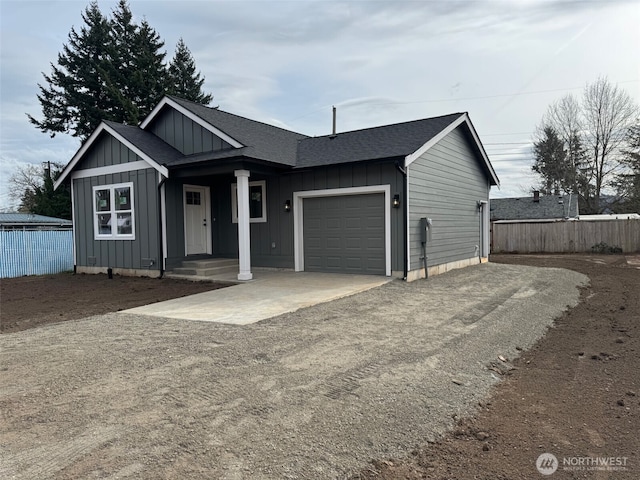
[
  {"xmin": 395, "ymin": 159, "xmax": 408, "ymax": 280},
  {"xmin": 158, "ymin": 174, "xmax": 167, "ymax": 278}
]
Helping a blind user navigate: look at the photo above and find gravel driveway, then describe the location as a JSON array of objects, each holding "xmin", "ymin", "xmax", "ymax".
[{"xmin": 0, "ymin": 263, "xmax": 587, "ymax": 479}]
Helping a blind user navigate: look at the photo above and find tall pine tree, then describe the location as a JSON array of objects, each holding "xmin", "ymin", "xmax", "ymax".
[
  {"xmin": 28, "ymin": 1, "xmax": 213, "ymax": 141},
  {"xmin": 532, "ymin": 126, "xmax": 568, "ymax": 195},
  {"xmin": 131, "ymin": 20, "xmax": 168, "ymax": 118},
  {"xmin": 28, "ymin": 2, "xmax": 115, "ymax": 140},
  {"xmin": 168, "ymin": 38, "xmax": 213, "ymax": 104}
]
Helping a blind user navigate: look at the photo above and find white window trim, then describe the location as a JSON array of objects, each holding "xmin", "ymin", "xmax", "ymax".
[
  {"xmin": 92, "ymin": 182, "xmax": 135, "ymax": 240},
  {"xmin": 231, "ymin": 180, "xmax": 267, "ymax": 223},
  {"xmin": 292, "ymin": 185, "xmax": 392, "ymax": 276}
]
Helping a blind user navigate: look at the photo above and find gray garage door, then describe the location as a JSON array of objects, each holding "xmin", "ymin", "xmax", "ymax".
[{"xmin": 303, "ymin": 194, "xmax": 385, "ymax": 275}]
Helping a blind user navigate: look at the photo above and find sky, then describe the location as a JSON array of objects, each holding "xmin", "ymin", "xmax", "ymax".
[{"xmin": 1, "ymin": 0, "xmax": 639, "ymax": 210}]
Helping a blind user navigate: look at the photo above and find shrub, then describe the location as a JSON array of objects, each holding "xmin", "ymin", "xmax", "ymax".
[{"xmin": 591, "ymin": 242, "xmax": 623, "ymax": 254}]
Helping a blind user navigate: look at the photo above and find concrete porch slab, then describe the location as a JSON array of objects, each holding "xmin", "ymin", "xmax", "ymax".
[{"xmin": 123, "ymin": 271, "xmax": 392, "ymax": 325}]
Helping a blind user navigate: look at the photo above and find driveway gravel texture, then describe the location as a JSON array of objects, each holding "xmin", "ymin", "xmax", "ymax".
[{"xmin": 0, "ymin": 263, "xmax": 586, "ymax": 479}]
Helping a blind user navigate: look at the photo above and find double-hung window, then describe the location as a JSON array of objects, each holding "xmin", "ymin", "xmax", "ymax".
[
  {"xmin": 231, "ymin": 180, "xmax": 267, "ymax": 223},
  {"xmin": 93, "ymin": 182, "xmax": 135, "ymax": 240}
]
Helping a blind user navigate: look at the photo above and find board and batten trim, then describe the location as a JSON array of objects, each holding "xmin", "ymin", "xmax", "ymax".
[
  {"xmin": 54, "ymin": 122, "xmax": 169, "ymax": 189},
  {"xmin": 140, "ymin": 96, "xmax": 243, "ymax": 149},
  {"xmin": 70, "ymin": 161, "xmax": 150, "ymax": 180},
  {"xmin": 293, "ymin": 185, "xmax": 392, "ymax": 276}
]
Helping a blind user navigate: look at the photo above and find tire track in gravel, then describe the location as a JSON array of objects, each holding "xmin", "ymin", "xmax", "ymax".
[{"xmin": 0, "ymin": 427, "xmax": 120, "ymax": 480}]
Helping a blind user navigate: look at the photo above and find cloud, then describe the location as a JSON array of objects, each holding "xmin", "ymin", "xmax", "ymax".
[{"xmin": 1, "ymin": 0, "xmax": 638, "ymax": 209}]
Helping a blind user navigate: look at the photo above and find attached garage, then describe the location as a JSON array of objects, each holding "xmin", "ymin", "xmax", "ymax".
[
  {"xmin": 293, "ymin": 186, "xmax": 392, "ymax": 276},
  {"xmin": 303, "ymin": 194, "xmax": 385, "ymax": 275}
]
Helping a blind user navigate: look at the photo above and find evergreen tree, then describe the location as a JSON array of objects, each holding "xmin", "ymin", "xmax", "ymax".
[
  {"xmin": 32, "ymin": 168, "xmax": 72, "ymax": 220},
  {"xmin": 28, "ymin": 1, "xmax": 213, "ymax": 141},
  {"xmin": 107, "ymin": 0, "xmax": 140, "ymax": 124},
  {"xmin": 533, "ymin": 79, "xmax": 638, "ymax": 212},
  {"xmin": 15, "ymin": 164, "xmax": 72, "ymax": 219},
  {"xmin": 615, "ymin": 124, "xmax": 640, "ymax": 212},
  {"xmin": 131, "ymin": 19, "xmax": 168, "ymax": 118},
  {"xmin": 532, "ymin": 126, "xmax": 568, "ymax": 195},
  {"xmin": 28, "ymin": 2, "xmax": 115, "ymax": 140},
  {"xmin": 168, "ymin": 38, "xmax": 213, "ymax": 104}
]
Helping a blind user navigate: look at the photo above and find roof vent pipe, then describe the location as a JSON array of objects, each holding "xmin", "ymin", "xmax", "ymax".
[{"xmin": 332, "ymin": 106, "xmax": 336, "ymax": 136}]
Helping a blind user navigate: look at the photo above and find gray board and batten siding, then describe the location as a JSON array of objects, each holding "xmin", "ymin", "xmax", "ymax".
[
  {"xmin": 163, "ymin": 160, "xmax": 405, "ymax": 273},
  {"xmin": 147, "ymin": 107, "xmax": 233, "ymax": 155},
  {"xmin": 408, "ymin": 125, "xmax": 489, "ymax": 270},
  {"xmin": 73, "ymin": 134, "xmax": 161, "ymax": 271}
]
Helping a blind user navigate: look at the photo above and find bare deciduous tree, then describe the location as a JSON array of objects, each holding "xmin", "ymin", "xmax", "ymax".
[
  {"xmin": 8, "ymin": 164, "xmax": 43, "ymax": 212},
  {"xmin": 533, "ymin": 77, "xmax": 638, "ymax": 213},
  {"xmin": 582, "ymin": 77, "xmax": 639, "ymax": 208}
]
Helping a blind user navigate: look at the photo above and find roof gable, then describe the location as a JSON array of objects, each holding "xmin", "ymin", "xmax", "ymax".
[
  {"xmin": 54, "ymin": 122, "xmax": 172, "ymax": 189},
  {"xmin": 141, "ymin": 96, "xmax": 244, "ymax": 148},
  {"xmin": 141, "ymin": 96, "xmax": 308, "ymax": 166},
  {"xmin": 405, "ymin": 113, "xmax": 499, "ymax": 186}
]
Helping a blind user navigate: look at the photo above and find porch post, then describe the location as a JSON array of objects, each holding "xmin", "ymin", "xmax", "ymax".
[{"xmin": 234, "ymin": 169, "xmax": 253, "ymax": 280}]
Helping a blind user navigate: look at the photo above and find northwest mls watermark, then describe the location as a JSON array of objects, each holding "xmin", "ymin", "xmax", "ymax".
[{"xmin": 536, "ymin": 453, "xmax": 629, "ymax": 475}]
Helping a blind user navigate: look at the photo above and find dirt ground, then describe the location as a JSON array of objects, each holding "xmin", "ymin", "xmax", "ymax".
[
  {"xmin": 0, "ymin": 255, "xmax": 638, "ymax": 479},
  {"xmin": 0, "ymin": 273, "xmax": 230, "ymax": 333},
  {"xmin": 354, "ymin": 254, "xmax": 639, "ymax": 480}
]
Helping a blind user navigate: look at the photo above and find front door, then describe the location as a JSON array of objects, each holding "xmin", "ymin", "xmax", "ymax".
[{"xmin": 184, "ymin": 185, "xmax": 211, "ymax": 255}]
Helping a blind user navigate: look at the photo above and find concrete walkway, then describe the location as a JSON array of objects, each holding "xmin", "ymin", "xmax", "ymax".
[{"xmin": 124, "ymin": 270, "xmax": 392, "ymax": 325}]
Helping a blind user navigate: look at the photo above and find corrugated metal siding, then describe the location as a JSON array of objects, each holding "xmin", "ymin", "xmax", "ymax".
[
  {"xmin": 148, "ymin": 108, "xmax": 232, "ymax": 155},
  {"xmin": 408, "ymin": 126, "xmax": 489, "ymax": 270},
  {"xmin": 73, "ymin": 168, "xmax": 160, "ymax": 270},
  {"xmin": 0, "ymin": 230, "xmax": 73, "ymax": 278}
]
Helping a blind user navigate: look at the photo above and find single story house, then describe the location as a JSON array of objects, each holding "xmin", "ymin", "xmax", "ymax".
[
  {"xmin": 55, "ymin": 95, "xmax": 499, "ymax": 281},
  {"xmin": 490, "ymin": 191, "xmax": 579, "ymax": 223}
]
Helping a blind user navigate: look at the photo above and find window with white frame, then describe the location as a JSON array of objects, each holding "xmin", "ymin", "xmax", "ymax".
[
  {"xmin": 231, "ymin": 180, "xmax": 266, "ymax": 223},
  {"xmin": 93, "ymin": 182, "xmax": 135, "ymax": 239}
]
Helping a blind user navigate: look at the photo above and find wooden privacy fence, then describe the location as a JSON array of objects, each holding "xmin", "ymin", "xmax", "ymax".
[
  {"xmin": 491, "ymin": 219, "xmax": 640, "ymax": 253},
  {"xmin": 0, "ymin": 230, "xmax": 73, "ymax": 278}
]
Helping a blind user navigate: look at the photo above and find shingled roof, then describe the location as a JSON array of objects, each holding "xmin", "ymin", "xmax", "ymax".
[
  {"xmin": 56, "ymin": 95, "xmax": 499, "ymax": 188},
  {"xmin": 165, "ymin": 96, "xmax": 308, "ymax": 166},
  {"xmin": 296, "ymin": 113, "xmax": 463, "ymax": 168},
  {"xmin": 104, "ymin": 121, "xmax": 183, "ymax": 166},
  {"xmin": 491, "ymin": 194, "xmax": 579, "ymax": 221}
]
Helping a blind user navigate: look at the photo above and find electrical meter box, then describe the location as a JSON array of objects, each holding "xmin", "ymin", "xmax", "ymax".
[{"xmin": 420, "ymin": 217, "xmax": 432, "ymax": 243}]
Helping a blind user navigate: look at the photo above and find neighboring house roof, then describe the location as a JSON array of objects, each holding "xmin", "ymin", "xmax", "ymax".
[
  {"xmin": 0, "ymin": 213, "xmax": 72, "ymax": 226},
  {"xmin": 55, "ymin": 95, "xmax": 500, "ymax": 187},
  {"xmin": 490, "ymin": 194, "xmax": 579, "ymax": 221}
]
